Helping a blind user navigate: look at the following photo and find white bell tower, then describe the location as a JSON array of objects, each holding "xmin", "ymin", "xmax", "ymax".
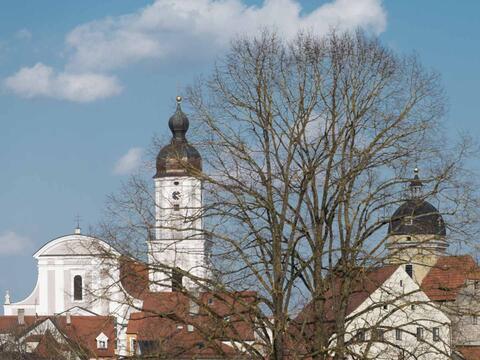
[{"xmin": 148, "ymin": 97, "xmax": 208, "ymax": 292}]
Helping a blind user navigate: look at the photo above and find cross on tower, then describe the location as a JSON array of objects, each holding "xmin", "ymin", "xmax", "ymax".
[{"xmin": 75, "ymin": 215, "xmax": 82, "ymax": 234}]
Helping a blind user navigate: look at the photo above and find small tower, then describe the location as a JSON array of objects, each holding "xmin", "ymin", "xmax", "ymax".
[
  {"xmin": 386, "ymin": 169, "xmax": 447, "ymax": 284},
  {"xmin": 148, "ymin": 97, "xmax": 208, "ymax": 292}
]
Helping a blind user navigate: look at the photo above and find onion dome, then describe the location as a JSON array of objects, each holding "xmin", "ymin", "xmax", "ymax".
[
  {"xmin": 388, "ymin": 169, "xmax": 446, "ymax": 236},
  {"xmin": 154, "ymin": 97, "xmax": 202, "ymax": 178}
]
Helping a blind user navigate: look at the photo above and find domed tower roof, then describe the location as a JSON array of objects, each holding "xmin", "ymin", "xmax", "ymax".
[
  {"xmin": 388, "ymin": 169, "xmax": 446, "ymax": 236},
  {"xmin": 154, "ymin": 97, "xmax": 202, "ymax": 178}
]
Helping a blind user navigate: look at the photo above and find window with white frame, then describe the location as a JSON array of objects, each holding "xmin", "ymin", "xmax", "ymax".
[
  {"xmin": 355, "ymin": 329, "xmax": 366, "ymax": 342},
  {"xmin": 433, "ymin": 327, "xmax": 440, "ymax": 342},
  {"xmin": 416, "ymin": 327, "xmax": 424, "ymax": 341},
  {"xmin": 372, "ymin": 328, "xmax": 385, "ymax": 342},
  {"xmin": 395, "ymin": 328, "xmax": 402, "ymax": 341},
  {"xmin": 130, "ymin": 337, "xmax": 137, "ymax": 353}
]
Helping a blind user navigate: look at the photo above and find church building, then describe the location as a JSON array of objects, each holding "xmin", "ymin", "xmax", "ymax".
[
  {"xmin": 1, "ymin": 98, "xmax": 480, "ymax": 359},
  {"xmin": 0, "ymin": 97, "xmax": 225, "ymax": 358}
]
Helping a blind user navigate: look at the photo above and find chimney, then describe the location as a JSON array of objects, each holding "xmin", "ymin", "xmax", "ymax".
[
  {"xmin": 66, "ymin": 311, "xmax": 71, "ymax": 325},
  {"xmin": 17, "ymin": 309, "xmax": 25, "ymax": 325}
]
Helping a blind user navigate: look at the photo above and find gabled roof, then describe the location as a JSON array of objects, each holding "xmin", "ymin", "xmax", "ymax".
[
  {"xmin": 289, "ymin": 265, "xmax": 400, "ymax": 358},
  {"xmin": 31, "ymin": 330, "xmax": 70, "ymax": 359},
  {"xmin": 295, "ymin": 265, "xmax": 399, "ymax": 326},
  {"xmin": 421, "ymin": 255, "xmax": 480, "ymax": 301},
  {"xmin": 0, "ymin": 315, "xmax": 115, "ymax": 358}
]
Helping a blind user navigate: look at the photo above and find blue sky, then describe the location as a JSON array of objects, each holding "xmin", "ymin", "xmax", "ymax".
[{"xmin": 0, "ymin": 0, "xmax": 479, "ymax": 304}]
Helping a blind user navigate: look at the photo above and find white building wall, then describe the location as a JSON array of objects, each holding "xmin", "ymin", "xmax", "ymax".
[
  {"xmin": 3, "ymin": 234, "xmax": 142, "ymax": 357},
  {"xmin": 338, "ymin": 268, "xmax": 451, "ymax": 359}
]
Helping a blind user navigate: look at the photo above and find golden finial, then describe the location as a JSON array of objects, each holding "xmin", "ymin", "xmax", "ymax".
[{"xmin": 176, "ymin": 96, "xmax": 182, "ymax": 104}]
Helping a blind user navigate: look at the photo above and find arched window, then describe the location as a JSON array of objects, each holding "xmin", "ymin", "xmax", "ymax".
[{"xmin": 74, "ymin": 275, "xmax": 83, "ymax": 301}]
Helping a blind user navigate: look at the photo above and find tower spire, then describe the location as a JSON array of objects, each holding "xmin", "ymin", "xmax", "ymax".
[
  {"xmin": 409, "ymin": 167, "xmax": 423, "ymax": 198},
  {"xmin": 168, "ymin": 96, "xmax": 189, "ymax": 141},
  {"xmin": 74, "ymin": 215, "xmax": 81, "ymax": 234}
]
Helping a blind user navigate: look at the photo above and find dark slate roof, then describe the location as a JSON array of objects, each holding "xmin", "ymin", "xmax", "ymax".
[
  {"xmin": 155, "ymin": 100, "xmax": 202, "ymax": 178},
  {"xmin": 388, "ymin": 199, "xmax": 446, "ymax": 236}
]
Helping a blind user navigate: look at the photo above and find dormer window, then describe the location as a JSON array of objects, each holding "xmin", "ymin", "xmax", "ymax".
[
  {"xmin": 96, "ymin": 332, "xmax": 109, "ymax": 349},
  {"xmin": 404, "ymin": 216, "xmax": 414, "ymax": 225}
]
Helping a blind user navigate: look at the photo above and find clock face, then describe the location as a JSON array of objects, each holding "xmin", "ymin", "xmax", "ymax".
[{"xmin": 172, "ymin": 191, "xmax": 181, "ymax": 200}]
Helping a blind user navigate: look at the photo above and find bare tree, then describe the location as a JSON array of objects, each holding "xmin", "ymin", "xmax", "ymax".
[
  {"xmin": 94, "ymin": 30, "xmax": 478, "ymax": 360},
  {"xmin": 185, "ymin": 30, "xmax": 478, "ymax": 359}
]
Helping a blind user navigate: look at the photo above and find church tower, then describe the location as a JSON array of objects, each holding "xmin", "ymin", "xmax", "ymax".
[
  {"xmin": 386, "ymin": 169, "xmax": 447, "ymax": 284},
  {"xmin": 148, "ymin": 97, "xmax": 208, "ymax": 292}
]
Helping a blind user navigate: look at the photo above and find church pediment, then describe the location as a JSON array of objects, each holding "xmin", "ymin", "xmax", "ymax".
[{"xmin": 33, "ymin": 234, "xmax": 117, "ymax": 258}]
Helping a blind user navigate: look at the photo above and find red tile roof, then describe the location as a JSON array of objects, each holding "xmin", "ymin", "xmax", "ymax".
[
  {"xmin": 31, "ymin": 330, "xmax": 70, "ymax": 358},
  {"xmin": 421, "ymin": 255, "xmax": 480, "ymax": 301},
  {"xmin": 127, "ymin": 290, "xmax": 258, "ymax": 358},
  {"xmin": 295, "ymin": 265, "xmax": 399, "ymax": 325},
  {"xmin": 0, "ymin": 315, "xmax": 115, "ymax": 358},
  {"xmin": 456, "ymin": 346, "xmax": 480, "ymax": 360}
]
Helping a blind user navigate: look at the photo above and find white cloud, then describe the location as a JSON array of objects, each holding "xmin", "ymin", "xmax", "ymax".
[
  {"xmin": 0, "ymin": 231, "xmax": 33, "ymax": 255},
  {"xmin": 4, "ymin": 63, "xmax": 122, "ymax": 102},
  {"xmin": 15, "ymin": 28, "xmax": 32, "ymax": 40},
  {"xmin": 65, "ymin": 0, "xmax": 387, "ymax": 72},
  {"xmin": 114, "ymin": 147, "xmax": 144, "ymax": 175},
  {"xmin": 3, "ymin": 0, "xmax": 386, "ymax": 102}
]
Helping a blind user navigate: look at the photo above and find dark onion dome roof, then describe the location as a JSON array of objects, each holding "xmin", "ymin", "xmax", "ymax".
[
  {"xmin": 155, "ymin": 97, "xmax": 202, "ymax": 178},
  {"xmin": 388, "ymin": 199, "xmax": 446, "ymax": 236},
  {"xmin": 388, "ymin": 168, "xmax": 446, "ymax": 236},
  {"xmin": 388, "ymin": 198, "xmax": 446, "ymax": 236}
]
